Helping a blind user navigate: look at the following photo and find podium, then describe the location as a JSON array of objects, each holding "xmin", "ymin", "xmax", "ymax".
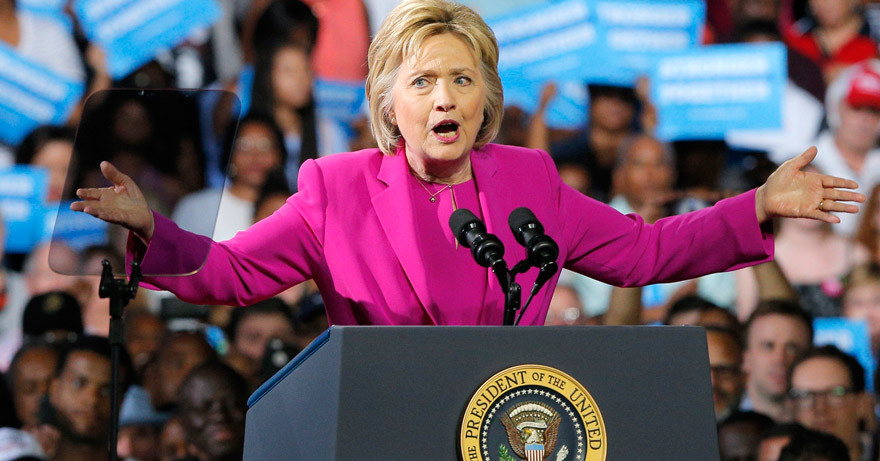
[{"xmin": 244, "ymin": 326, "xmax": 719, "ymax": 460}]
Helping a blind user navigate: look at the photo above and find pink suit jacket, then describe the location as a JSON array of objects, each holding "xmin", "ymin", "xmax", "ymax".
[{"xmin": 132, "ymin": 143, "xmax": 774, "ymax": 325}]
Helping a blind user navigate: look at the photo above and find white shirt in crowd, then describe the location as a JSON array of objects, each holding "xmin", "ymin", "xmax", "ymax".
[{"xmin": 171, "ymin": 187, "xmax": 254, "ymax": 241}]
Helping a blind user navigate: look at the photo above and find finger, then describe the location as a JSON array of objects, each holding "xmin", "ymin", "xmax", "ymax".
[
  {"xmin": 819, "ymin": 175, "xmax": 860, "ymax": 190},
  {"xmin": 100, "ymin": 161, "xmax": 132, "ymax": 187},
  {"xmin": 70, "ymin": 199, "xmax": 103, "ymax": 213},
  {"xmin": 786, "ymin": 146, "xmax": 818, "ymax": 170},
  {"xmin": 823, "ymin": 189, "xmax": 867, "ymax": 203},
  {"xmin": 821, "ymin": 200, "xmax": 860, "ymax": 214},
  {"xmin": 808, "ymin": 209, "xmax": 841, "ymax": 224},
  {"xmin": 75, "ymin": 187, "xmax": 107, "ymax": 200}
]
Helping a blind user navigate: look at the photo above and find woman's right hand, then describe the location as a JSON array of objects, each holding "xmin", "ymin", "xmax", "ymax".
[{"xmin": 70, "ymin": 161, "xmax": 155, "ymax": 242}]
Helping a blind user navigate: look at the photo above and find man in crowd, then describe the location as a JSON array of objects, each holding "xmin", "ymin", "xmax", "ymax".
[
  {"xmin": 707, "ymin": 327, "xmax": 746, "ymax": 421},
  {"xmin": 788, "ymin": 345, "xmax": 872, "ymax": 461},
  {"xmin": 144, "ymin": 331, "xmax": 216, "ymax": 412},
  {"xmin": 741, "ymin": 300, "xmax": 813, "ymax": 421},
  {"xmin": 7, "ymin": 343, "xmax": 58, "ymax": 429},
  {"xmin": 717, "ymin": 411, "xmax": 774, "ymax": 461},
  {"xmin": 177, "ymin": 362, "xmax": 248, "ymax": 461},
  {"xmin": 43, "ymin": 336, "xmax": 131, "ymax": 461}
]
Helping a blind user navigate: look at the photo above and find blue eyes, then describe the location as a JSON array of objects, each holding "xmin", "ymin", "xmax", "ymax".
[{"xmin": 411, "ymin": 76, "xmax": 472, "ymax": 87}]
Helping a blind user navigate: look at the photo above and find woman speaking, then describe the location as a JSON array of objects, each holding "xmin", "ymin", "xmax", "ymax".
[{"xmin": 72, "ymin": 0, "xmax": 864, "ymax": 326}]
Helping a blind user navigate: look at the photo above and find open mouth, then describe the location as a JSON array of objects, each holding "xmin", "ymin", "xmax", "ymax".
[{"xmin": 431, "ymin": 120, "xmax": 460, "ymax": 142}]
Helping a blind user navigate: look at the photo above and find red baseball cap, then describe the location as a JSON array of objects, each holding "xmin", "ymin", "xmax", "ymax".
[{"xmin": 845, "ymin": 62, "xmax": 880, "ymax": 110}]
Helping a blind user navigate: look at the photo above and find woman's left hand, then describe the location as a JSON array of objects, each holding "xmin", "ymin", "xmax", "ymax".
[{"xmin": 755, "ymin": 146, "xmax": 866, "ymax": 223}]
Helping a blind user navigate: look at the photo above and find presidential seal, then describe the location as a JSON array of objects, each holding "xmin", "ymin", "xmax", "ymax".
[{"xmin": 460, "ymin": 365, "xmax": 606, "ymax": 461}]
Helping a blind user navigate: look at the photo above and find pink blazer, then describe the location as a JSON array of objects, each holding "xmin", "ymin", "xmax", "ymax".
[{"xmin": 132, "ymin": 144, "xmax": 774, "ymax": 325}]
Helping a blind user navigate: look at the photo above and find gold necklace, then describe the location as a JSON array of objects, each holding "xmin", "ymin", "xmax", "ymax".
[{"xmin": 415, "ymin": 177, "xmax": 452, "ymax": 203}]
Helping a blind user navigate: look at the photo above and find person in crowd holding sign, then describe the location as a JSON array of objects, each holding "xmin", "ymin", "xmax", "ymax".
[
  {"xmin": 0, "ymin": 0, "xmax": 83, "ymax": 82},
  {"xmin": 71, "ymin": 0, "xmax": 865, "ymax": 327}
]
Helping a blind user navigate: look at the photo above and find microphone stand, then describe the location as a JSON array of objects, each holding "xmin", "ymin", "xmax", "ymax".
[
  {"xmin": 98, "ymin": 259, "xmax": 141, "ymax": 461},
  {"xmin": 501, "ymin": 261, "xmax": 532, "ymax": 326}
]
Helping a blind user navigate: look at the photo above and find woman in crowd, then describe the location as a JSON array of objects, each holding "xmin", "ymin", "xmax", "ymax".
[
  {"xmin": 71, "ymin": 0, "xmax": 864, "ymax": 327},
  {"xmin": 773, "ymin": 215, "xmax": 858, "ymax": 317},
  {"xmin": 786, "ymin": 0, "xmax": 878, "ymax": 83},
  {"xmin": 250, "ymin": 41, "xmax": 346, "ymax": 188},
  {"xmin": 172, "ymin": 114, "xmax": 286, "ymax": 240},
  {"xmin": 14, "ymin": 126, "xmax": 76, "ymax": 203}
]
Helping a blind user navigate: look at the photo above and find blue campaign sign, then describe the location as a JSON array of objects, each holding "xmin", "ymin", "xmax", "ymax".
[
  {"xmin": 503, "ymin": 78, "xmax": 589, "ymax": 128},
  {"xmin": 491, "ymin": 0, "xmax": 602, "ymax": 82},
  {"xmin": 650, "ymin": 42, "xmax": 786, "ymax": 141},
  {"xmin": 0, "ymin": 45, "xmax": 84, "ymax": 145},
  {"xmin": 487, "ymin": 0, "xmax": 599, "ymax": 128},
  {"xmin": 46, "ymin": 202, "xmax": 109, "ymax": 251},
  {"xmin": 0, "ymin": 167, "xmax": 47, "ymax": 253},
  {"xmin": 592, "ymin": 0, "xmax": 704, "ymax": 85},
  {"xmin": 74, "ymin": 0, "xmax": 221, "ymax": 79},
  {"xmin": 813, "ymin": 317, "xmax": 876, "ymax": 392},
  {"xmin": 314, "ymin": 79, "xmax": 366, "ymax": 126}
]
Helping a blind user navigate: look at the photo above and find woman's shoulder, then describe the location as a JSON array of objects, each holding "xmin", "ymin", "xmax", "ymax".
[
  {"xmin": 310, "ymin": 147, "xmax": 384, "ymax": 170},
  {"xmin": 481, "ymin": 143, "xmax": 550, "ymax": 157},
  {"xmin": 479, "ymin": 143, "xmax": 557, "ymax": 174}
]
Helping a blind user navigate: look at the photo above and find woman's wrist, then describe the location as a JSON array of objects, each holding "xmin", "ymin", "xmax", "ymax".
[{"xmin": 755, "ymin": 185, "xmax": 768, "ymax": 224}]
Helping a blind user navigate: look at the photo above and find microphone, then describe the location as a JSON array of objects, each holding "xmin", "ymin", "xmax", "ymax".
[
  {"xmin": 508, "ymin": 208, "xmax": 560, "ymax": 325},
  {"xmin": 507, "ymin": 207, "xmax": 559, "ymax": 267},
  {"xmin": 449, "ymin": 209, "xmax": 506, "ymax": 270}
]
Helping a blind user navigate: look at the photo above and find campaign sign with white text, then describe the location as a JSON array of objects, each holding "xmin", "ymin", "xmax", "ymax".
[
  {"xmin": 0, "ymin": 45, "xmax": 84, "ymax": 145},
  {"xmin": 488, "ymin": 0, "xmax": 598, "ymax": 127},
  {"xmin": 592, "ymin": 0, "xmax": 704, "ymax": 85},
  {"xmin": 0, "ymin": 167, "xmax": 47, "ymax": 253},
  {"xmin": 813, "ymin": 317, "xmax": 875, "ymax": 392},
  {"xmin": 650, "ymin": 43, "xmax": 786, "ymax": 141},
  {"xmin": 74, "ymin": 0, "xmax": 221, "ymax": 79}
]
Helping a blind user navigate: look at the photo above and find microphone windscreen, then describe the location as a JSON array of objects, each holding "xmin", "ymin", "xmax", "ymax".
[
  {"xmin": 449, "ymin": 208, "xmax": 479, "ymax": 239},
  {"xmin": 508, "ymin": 207, "xmax": 537, "ymax": 231}
]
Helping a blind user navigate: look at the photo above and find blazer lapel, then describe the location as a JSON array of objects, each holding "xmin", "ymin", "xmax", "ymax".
[{"xmin": 371, "ymin": 149, "xmax": 439, "ymax": 324}]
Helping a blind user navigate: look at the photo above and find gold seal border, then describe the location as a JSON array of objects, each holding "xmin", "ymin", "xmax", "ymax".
[{"xmin": 459, "ymin": 364, "xmax": 607, "ymax": 461}]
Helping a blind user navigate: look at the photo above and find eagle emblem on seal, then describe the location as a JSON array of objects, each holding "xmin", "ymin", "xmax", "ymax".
[{"xmin": 500, "ymin": 401, "xmax": 564, "ymax": 461}]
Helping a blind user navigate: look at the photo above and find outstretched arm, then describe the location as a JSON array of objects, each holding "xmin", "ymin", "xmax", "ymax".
[{"xmin": 560, "ymin": 146, "xmax": 864, "ymax": 288}]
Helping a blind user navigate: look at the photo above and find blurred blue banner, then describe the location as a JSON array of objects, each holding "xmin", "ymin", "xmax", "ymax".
[
  {"xmin": 813, "ymin": 317, "xmax": 875, "ymax": 392},
  {"xmin": 592, "ymin": 0, "xmax": 704, "ymax": 85},
  {"xmin": 0, "ymin": 45, "xmax": 84, "ymax": 145},
  {"xmin": 0, "ymin": 167, "xmax": 47, "ymax": 253},
  {"xmin": 488, "ymin": 0, "xmax": 598, "ymax": 127},
  {"xmin": 46, "ymin": 202, "xmax": 109, "ymax": 252},
  {"xmin": 650, "ymin": 42, "xmax": 786, "ymax": 141},
  {"xmin": 75, "ymin": 0, "xmax": 220, "ymax": 79},
  {"xmin": 314, "ymin": 79, "xmax": 366, "ymax": 126}
]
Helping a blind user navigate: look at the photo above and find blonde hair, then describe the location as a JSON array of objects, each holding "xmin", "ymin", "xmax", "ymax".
[{"xmin": 366, "ymin": 0, "xmax": 503, "ymax": 154}]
